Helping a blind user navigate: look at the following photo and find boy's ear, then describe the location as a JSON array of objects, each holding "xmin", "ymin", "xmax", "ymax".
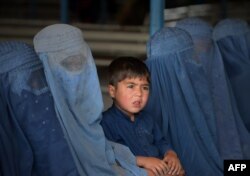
[{"xmin": 108, "ymin": 85, "xmax": 115, "ymax": 98}]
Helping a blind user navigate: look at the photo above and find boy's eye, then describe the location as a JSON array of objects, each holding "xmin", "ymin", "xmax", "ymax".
[
  {"xmin": 127, "ymin": 84, "xmax": 134, "ymax": 88},
  {"xmin": 143, "ymin": 86, "xmax": 149, "ymax": 91}
]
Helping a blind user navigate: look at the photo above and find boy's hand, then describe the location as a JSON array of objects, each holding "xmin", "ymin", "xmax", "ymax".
[
  {"xmin": 137, "ymin": 156, "xmax": 169, "ymax": 176},
  {"xmin": 163, "ymin": 150, "xmax": 183, "ymax": 175},
  {"xmin": 146, "ymin": 169, "xmax": 155, "ymax": 176}
]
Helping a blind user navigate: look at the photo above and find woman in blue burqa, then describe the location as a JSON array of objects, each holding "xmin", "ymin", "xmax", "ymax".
[
  {"xmin": 0, "ymin": 41, "xmax": 79, "ymax": 175},
  {"xmin": 175, "ymin": 17, "xmax": 250, "ymax": 160},
  {"xmin": 144, "ymin": 27, "xmax": 223, "ymax": 175},
  {"xmin": 213, "ymin": 18, "xmax": 250, "ymax": 133},
  {"xmin": 33, "ymin": 23, "xmax": 148, "ymax": 176}
]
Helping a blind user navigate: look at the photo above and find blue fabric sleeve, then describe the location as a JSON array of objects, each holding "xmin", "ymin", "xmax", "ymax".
[
  {"xmin": 153, "ymin": 120, "xmax": 172, "ymax": 157},
  {"xmin": 101, "ymin": 117, "xmax": 119, "ymax": 142}
]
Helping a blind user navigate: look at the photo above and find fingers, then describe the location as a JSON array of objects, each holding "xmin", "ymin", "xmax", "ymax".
[
  {"xmin": 167, "ymin": 160, "xmax": 175, "ymax": 175},
  {"xmin": 151, "ymin": 167, "xmax": 162, "ymax": 176},
  {"xmin": 162, "ymin": 161, "xmax": 169, "ymax": 175},
  {"xmin": 166, "ymin": 160, "xmax": 182, "ymax": 175},
  {"xmin": 171, "ymin": 164, "xmax": 181, "ymax": 175},
  {"xmin": 151, "ymin": 161, "xmax": 169, "ymax": 176}
]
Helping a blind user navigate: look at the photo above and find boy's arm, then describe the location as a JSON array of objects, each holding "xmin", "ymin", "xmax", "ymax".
[
  {"xmin": 100, "ymin": 118, "xmax": 119, "ymax": 142},
  {"xmin": 136, "ymin": 156, "xmax": 169, "ymax": 176},
  {"xmin": 152, "ymin": 120, "xmax": 172, "ymax": 156},
  {"xmin": 151, "ymin": 116, "xmax": 185, "ymax": 175}
]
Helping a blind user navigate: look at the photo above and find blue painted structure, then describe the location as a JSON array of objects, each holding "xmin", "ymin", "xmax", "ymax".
[
  {"xmin": 60, "ymin": 0, "xmax": 68, "ymax": 23},
  {"xmin": 150, "ymin": 0, "xmax": 165, "ymax": 36}
]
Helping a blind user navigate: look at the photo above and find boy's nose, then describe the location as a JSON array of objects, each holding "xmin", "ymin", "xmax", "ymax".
[{"xmin": 135, "ymin": 87, "xmax": 142, "ymax": 96}]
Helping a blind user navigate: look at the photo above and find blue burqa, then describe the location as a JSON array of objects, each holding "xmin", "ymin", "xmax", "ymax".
[
  {"xmin": 33, "ymin": 24, "xmax": 147, "ymax": 176},
  {"xmin": 175, "ymin": 17, "xmax": 218, "ymax": 148},
  {"xmin": 213, "ymin": 18, "xmax": 250, "ymax": 133},
  {"xmin": 0, "ymin": 89, "xmax": 30, "ymax": 176},
  {"xmin": 144, "ymin": 27, "xmax": 223, "ymax": 176},
  {"xmin": 0, "ymin": 41, "xmax": 79, "ymax": 175},
  {"xmin": 176, "ymin": 17, "xmax": 250, "ymax": 159}
]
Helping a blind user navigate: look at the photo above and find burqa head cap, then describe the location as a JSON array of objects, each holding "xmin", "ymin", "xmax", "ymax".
[
  {"xmin": 33, "ymin": 24, "xmax": 85, "ymax": 52},
  {"xmin": 0, "ymin": 41, "xmax": 38, "ymax": 73},
  {"xmin": 213, "ymin": 18, "xmax": 249, "ymax": 41},
  {"xmin": 175, "ymin": 17, "xmax": 212, "ymax": 38},
  {"xmin": 147, "ymin": 27, "xmax": 193, "ymax": 58}
]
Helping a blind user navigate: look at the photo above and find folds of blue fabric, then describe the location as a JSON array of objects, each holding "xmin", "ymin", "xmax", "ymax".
[
  {"xmin": 146, "ymin": 57, "xmax": 223, "ymax": 176},
  {"xmin": 0, "ymin": 92, "xmax": 33, "ymax": 176},
  {"xmin": 0, "ymin": 41, "xmax": 79, "ymax": 176},
  {"xmin": 144, "ymin": 27, "xmax": 223, "ymax": 176},
  {"xmin": 175, "ymin": 17, "xmax": 247, "ymax": 160},
  {"xmin": 213, "ymin": 18, "xmax": 250, "ymax": 159},
  {"xmin": 213, "ymin": 18, "xmax": 250, "ymax": 133}
]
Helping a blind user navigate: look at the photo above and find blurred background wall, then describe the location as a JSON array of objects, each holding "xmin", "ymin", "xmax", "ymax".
[{"xmin": 0, "ymin": 0, "xmax": 249, "ymax": 109}]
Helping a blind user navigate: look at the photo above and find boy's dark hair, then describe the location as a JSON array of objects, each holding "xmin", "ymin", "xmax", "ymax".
[{"xmin": 108, "ymin": 56, "xmax": 150, "ymax": 86}]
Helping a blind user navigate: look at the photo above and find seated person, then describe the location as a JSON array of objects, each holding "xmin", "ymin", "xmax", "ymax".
[
  {"xmin": 33, "ymin": 24, "xmax": 148, "ymax": 176},
  {"xmin": 101, "ymin": 56, "xmax": 185, "ymax": 176}
]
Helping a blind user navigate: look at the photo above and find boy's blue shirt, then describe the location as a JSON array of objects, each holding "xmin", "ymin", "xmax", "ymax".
[{"xmin": 101, "ymin": 104, "xmax": 172, "ymax": 159}]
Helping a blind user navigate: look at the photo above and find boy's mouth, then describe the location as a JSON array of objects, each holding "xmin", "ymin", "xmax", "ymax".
[{"xmin": 133, "ymin": 100, "xmax": 141, "ymax": 107}]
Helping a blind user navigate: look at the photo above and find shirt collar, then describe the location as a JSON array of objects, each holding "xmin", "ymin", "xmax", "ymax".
[{"xmin": 111, "ymin": 103, "xmax": 141, "ymax": 123}]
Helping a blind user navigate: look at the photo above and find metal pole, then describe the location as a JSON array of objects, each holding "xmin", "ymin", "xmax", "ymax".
[
  {"xmin": 60, "ymin": 0, "xmax": 69, "ymax": 23},
  {"xmin": 150, "ymin": 0, "xmax": 165, "ymax": 36}
]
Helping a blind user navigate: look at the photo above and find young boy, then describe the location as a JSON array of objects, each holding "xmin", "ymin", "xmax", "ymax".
[{"xmin": 101, "ymin": 56, "xmax": 184, "ymax": 176}]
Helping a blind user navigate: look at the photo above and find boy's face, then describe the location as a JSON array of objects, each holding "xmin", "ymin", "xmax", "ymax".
[{"xmin": 108, "ymin": 76, "xmax": 149, "ymax": 119}]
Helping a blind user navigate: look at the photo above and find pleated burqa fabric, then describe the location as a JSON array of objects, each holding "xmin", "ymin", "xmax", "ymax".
[
  {"xmin": 175, "ymin": 17, "xmax": 218, "ymax": 148},
  {"xmin": 213, "ymin": 18, "xmax": 250, "ymax": 132},
  {"xmin": 213, "ymin": 18, "xmax": 250, "ymax": 159},
  {"xmin": 144, "ymin": 27, "xmax": 223, "ymax": 176},
  {"xmin": 33, "ymin": 24, "xmax": 147, "ymax": 176},
  {"xmin": 0, "ymin": 41, "xmax": 79, "ymax": 175},
  {"xmin": 0, "ymin": 89, "xmax": 30, "ymax": 176},
  {"xmin": 176, "ymin": 17, "xmax": 249, "ymax": 160}
]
